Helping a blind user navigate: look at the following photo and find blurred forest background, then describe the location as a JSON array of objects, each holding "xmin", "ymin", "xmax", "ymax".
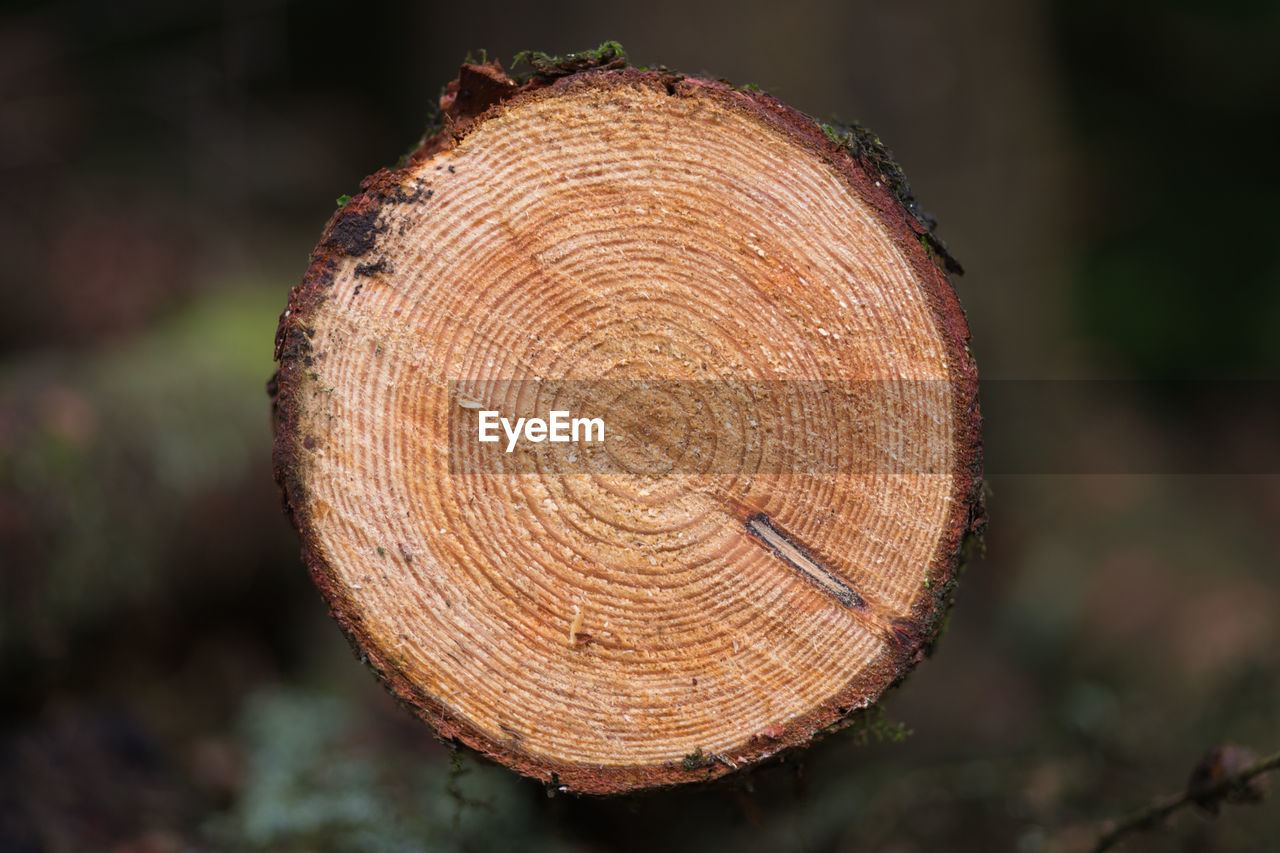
[{"xmin": 2, "ymin": 0, "xmax": 1278, "ymax": 851}]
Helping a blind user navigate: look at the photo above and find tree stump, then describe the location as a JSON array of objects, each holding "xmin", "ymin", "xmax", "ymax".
[{"xmin": 271, "ymin": 49, "xmax": 983, "ymax": 794}]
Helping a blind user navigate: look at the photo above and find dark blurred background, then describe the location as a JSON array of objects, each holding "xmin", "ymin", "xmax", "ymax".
[{"xmin": 2, "ymin": 1, "xmax": 1278, "ymax": 851}]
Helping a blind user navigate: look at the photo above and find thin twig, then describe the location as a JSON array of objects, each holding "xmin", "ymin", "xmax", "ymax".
[{"xmin": 1094, "ymin": 748, "xmax": 1280, "ymax": 852}]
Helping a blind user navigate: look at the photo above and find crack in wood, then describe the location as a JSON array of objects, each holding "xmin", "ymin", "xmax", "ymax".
[{"xmin": 744, "ymin": 513, "xmax": 864, "ymax": 608}]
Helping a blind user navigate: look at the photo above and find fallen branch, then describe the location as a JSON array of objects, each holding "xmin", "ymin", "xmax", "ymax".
[{"xmin": 1094, "ymin": 745, "xmax": 1279, "ymax": 852}]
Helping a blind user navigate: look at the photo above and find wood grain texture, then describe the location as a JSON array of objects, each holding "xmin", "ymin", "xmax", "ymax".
[{"xmin": 271, "ymin": 59, "xmax": 983, "ymax": 793}]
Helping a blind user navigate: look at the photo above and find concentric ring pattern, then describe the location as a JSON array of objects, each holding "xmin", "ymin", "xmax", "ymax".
[{"xmin": 282, "ymin": 74, "xmax": 973, "ymax": 784}]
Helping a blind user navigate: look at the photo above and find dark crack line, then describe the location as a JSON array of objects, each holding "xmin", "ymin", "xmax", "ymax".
[{"xmin": 745, "ymin": 514, "xmax": 863, "ymax": 608}]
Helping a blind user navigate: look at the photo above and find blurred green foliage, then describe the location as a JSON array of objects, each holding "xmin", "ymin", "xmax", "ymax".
[
  {"xmin": 1054, "ymin": 0, "xmax": 1280, "ymax": 376},
  {"xmin": 1, "ymin": 287, "xmax": 280, "ymax": 655},
  {"xmin": 206, "ymin": 688, "xmax": 583, "ymax": 853}
]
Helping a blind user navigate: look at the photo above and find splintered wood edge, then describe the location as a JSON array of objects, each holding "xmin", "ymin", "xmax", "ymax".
[{"xmin": 270, "ymin": 64, "xmax": 984, "ymax": 794}]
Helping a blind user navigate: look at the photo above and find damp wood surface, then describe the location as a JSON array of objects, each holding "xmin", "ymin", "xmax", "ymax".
[{"xmin": 271, "ymin": 56, "xmax": 983, "ymax": 794}]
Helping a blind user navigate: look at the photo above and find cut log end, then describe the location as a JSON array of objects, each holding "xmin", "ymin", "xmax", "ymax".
[{"xmin": 271, "ymin": 56, "xmax": 983, "ymax": 794}]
